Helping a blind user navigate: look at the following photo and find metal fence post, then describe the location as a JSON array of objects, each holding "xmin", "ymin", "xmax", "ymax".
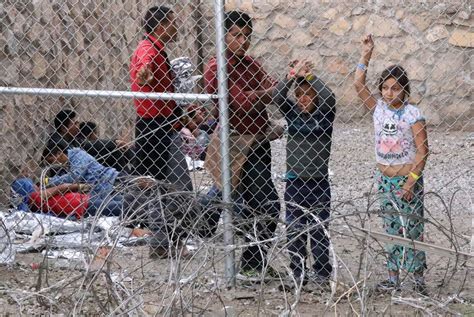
[{"xmin": 214, "ymin": 0, "xmax": 235, "ymax": 286}]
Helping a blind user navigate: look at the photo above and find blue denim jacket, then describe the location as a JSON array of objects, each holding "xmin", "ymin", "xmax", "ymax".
[{"xmin": 49, "ymin": 148, "xmax": 119, "ymax": 198}]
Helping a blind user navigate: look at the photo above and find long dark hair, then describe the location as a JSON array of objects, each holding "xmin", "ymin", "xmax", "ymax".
[{"xmin": 378, "ymin": 65, "xmax": 410, "ymax": 100}]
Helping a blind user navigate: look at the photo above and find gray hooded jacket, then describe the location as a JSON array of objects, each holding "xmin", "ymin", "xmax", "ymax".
[{"xmin": 273, "ymin": 76, "xmax": 336, "ymax": 179}]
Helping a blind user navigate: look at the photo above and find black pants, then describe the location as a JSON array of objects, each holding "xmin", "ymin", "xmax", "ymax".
[
  {"xmin": 238, "ymin": 140, "xmax": 280, "ymax": 271},
  {"xmin": 285, "ymin": 177, "xmax": 332, "ymax": 278},
  {"xmin": 198, "ymin": 140, "xmax": 280, "ymax": 271},
  {"xmin": 134, "ymin": 117, "xmax": 172, "ymax": 180}
]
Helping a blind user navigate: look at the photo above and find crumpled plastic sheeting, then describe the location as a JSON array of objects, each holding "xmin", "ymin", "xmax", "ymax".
[
  {"xmin": 1, "ymin": 209, "xmax": 84, "ymax": 235},
  {"xmin": 0, "ymin": 210, "xmax": 149, "ymax": 255}
]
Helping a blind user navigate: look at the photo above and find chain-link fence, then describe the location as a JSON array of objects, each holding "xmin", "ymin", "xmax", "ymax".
[{"xmin": 1, "ymin": 0, "xmax": 473, "ymax": 315}]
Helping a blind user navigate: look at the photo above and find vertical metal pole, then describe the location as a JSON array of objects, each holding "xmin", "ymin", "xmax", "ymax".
[{"xmin": 214, "ymin": 0, "xmax": 235, "ymax": 286}]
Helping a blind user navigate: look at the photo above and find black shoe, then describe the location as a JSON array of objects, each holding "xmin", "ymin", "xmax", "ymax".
[
  {"xmin": 237, "ymin": 266, "xmax": 285, "ymax": 283},
  {"xmin": 376, "ymin": 279, "xmax": 400, "ymax": 292},
  {"xmin": 413, "ymin": 281, "xmax": 428, "ymax": 296},
  {"xmin": 278, "ymin": 274, "xmax": 307, "ymax": 291}
]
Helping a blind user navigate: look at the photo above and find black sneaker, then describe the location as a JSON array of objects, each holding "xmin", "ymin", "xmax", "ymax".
[
  {"xmin": 413, "ymin": 281, "xmax": 428, "ymax": 296},
  {"xmin": 376, "ymin": 279, "xmax": 400, "ymax": 292},
  {"xmin": 278, "ymin": 274, "xmax": 307, "ymax": 292},
  {"xmin": 305, "ymin": 272, "xmax": 331, "ymax": 291},
  {"xmin": 307, "ymin": 272, "xmax": 330, "ymax": 284}
]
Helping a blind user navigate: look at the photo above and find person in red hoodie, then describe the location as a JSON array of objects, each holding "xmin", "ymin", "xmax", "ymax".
[{"xmin": 130, "ymin": 6, "xmax": 192, "ymax": 192}]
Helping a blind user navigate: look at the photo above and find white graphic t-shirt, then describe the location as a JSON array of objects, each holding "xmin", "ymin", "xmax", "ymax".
[{"xmin": 373, "ymin": 100, "xmax": 425, "ymax": 166}]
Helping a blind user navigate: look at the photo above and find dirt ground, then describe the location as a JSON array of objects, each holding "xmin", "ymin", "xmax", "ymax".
[{"xmin": 0, "ymin": 122, "xmax": 473, "ymax": 315}]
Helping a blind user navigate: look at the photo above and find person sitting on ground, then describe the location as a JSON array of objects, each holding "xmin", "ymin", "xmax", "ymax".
[
  {"xmin": 10, "ymin": 177, "xmax": 152, "ymax": 237},
  {"xmin": 45, "ymin": 109, "xmax": 81, "ymax": 177},
  {"xmin": 12, "ymin": 177, "xmax": 110, "ymax": 219},
  {"xmin": 79, "ymin": 121, "xmax": 99, "ymax": 142},
  {"xmin": 42, "ymin": 140, "xmax": 120, "ymax": 199},
  {"xmin": 41, "ymin": 140, "xmax": 192, "ymax": 258}
]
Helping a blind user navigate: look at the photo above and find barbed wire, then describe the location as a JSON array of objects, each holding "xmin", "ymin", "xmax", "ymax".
[
  {"xmin": 1, "ymin": 176, "xmax": 473, "ymax": 315},
  {"xmin": 1, "ymin": 0, "xmax": 472, "ymax": 315}
]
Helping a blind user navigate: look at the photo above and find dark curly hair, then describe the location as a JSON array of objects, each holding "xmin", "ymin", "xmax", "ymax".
[{"xmin": 143, "ymin": 6, "xmax": 173, "ymax": 34}]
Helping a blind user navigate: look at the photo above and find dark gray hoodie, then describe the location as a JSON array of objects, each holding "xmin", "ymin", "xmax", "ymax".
[{"xmin": 273, "ymin": 76, "xmax": 336, "ymax": 180}]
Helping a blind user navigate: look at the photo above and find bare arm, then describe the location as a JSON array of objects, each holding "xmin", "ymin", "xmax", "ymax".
[
  {"xmin": 40, "ymin": 183, "xmax": 84, "ymax": 200},
  {"xmin": 354, "ymin": 34, "xmax": 377, "ymax": 111},
  {"xmin": 409, "ymin": 121, "xmax": 429, "ymax": 176},
  {"xmin": 401, "ymin": 121, "xmax": 429, "ymax": 201}
]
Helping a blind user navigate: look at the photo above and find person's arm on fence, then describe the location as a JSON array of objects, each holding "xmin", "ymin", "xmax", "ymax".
[
  {"xmin": 273, "ymin": 60, "xmax": 313, "ymax": 114},
  {"xmin": 310, "ymin": 75, "xmax": 336, "ymax": 131},
  {"xmin": 272, "ymin": 79, "xmax": 294, "ymax": 114},
  {"xmin": 354, "ymin": 34, "xmax": 377, "ymax": 111}
]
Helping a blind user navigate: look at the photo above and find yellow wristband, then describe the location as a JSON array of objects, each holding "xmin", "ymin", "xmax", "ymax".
[
  {"xmin": 409, "ymin": 172, "xmax": 420, "ymax": 181},
  {"xmin": 44, "ymin": 177, "xmax": 49, "ymax": 186}
]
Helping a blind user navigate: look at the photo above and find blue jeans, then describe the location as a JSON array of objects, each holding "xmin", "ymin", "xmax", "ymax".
[{"xmin": 285, "ymin": 177, "xmax": 332, "ymax": 278}]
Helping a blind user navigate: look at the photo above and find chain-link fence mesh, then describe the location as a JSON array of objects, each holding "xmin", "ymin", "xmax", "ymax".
[{"xmin": 1, "ymin": 0, "xmax": 473, "ymax": 315}]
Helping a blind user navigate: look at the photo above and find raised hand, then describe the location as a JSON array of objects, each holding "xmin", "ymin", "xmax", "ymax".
[
  {"xmin": 361, "ymin": 34, "xmax": 374, "ymax": 62},
  {"xmin": 287, "ymin": 59, "xmax": 314, "ymax": 80}
]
